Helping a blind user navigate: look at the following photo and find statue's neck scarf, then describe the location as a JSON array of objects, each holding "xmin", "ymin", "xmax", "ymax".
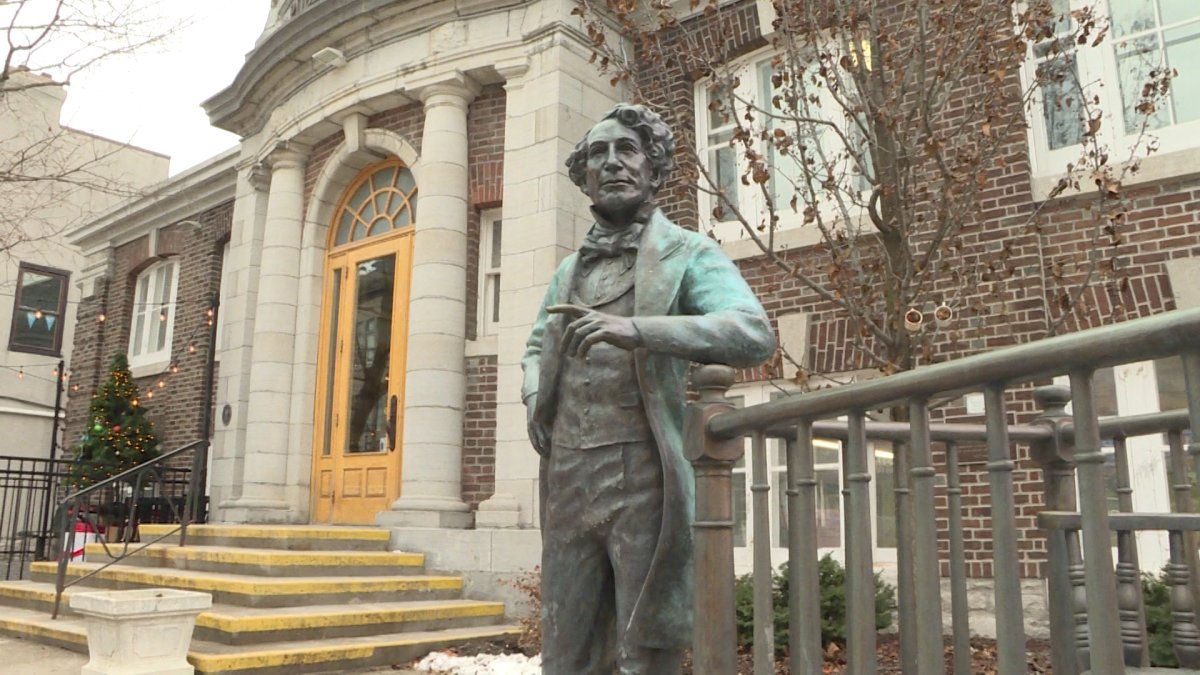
[{"xmin": 579, "ymin": 202, "xmax": 656, "ymax": 264}]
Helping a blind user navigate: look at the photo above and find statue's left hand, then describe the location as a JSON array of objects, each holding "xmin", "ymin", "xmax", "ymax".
[{"xmin": 548, "ymin": 304, "xmax": 641, "ymax": 357}]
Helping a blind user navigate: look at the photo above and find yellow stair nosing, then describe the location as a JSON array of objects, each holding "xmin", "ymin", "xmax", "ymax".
[
  {"xmin": 186, "ymin": 626, "xmax": 522, "ymax": 672},
  {"xmin": 197, "ymin": 601, "xmax": 506, "ymax": 632},
  {"xmin": 80, "ymin": 543, "xmax": 424, "ymax": 566},
  {"xmin": 140, "ymin": 523, "xmax": 391, "ymax": 541},
  {"xmin": 0, "ymin": 616, "xmax": 88, "ymax": 646},
  {"xmin": 29, "ymin": 562, "xmax": 462, "ymax": 595}
]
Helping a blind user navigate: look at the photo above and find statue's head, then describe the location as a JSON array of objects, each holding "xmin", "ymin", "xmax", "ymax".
[{"xmin": 566, "ymin": 103, "xmax": 675, "ymax": 221}]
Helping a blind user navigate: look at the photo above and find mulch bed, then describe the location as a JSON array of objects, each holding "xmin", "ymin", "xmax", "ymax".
[{"xmin": 431, "ymin": 634, "xmax": 1054, "ymax": 673}]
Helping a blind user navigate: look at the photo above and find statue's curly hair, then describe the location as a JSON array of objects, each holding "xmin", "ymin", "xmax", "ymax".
[{"xmin": 565, "ymin": 103, "xmax": 675, "ymax": 192}]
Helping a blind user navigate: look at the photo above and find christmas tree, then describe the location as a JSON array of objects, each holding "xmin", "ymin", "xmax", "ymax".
[{"xmin": 68, "ymin": 353, "xmax": 161, "ymax": 489}]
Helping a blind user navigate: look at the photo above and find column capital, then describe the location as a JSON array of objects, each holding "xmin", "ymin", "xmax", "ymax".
[
  {"xmin": 495, "ymin": 58, "xmax": 530, "ymax": 90},
  {"xmin": 266, "ymin": 142, "xmax": 311, "ymax": 172},
  {"xmin": 411, "ymin": 70, "xmax": 481, "ymax": 110}
]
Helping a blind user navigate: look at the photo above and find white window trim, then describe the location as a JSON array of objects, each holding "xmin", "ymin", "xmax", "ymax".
[
  {"xmin": 729, "ymin": 380, "xmax": 897, "ymax": 577},
  {"xmin": 128, "ymin": 259, "xmax": 179, "ymax": 371},
  {"xmin": 477, "ymin": 208, "xmax": 502, "ymax": 339},
  {"xmin": 694, "ymin": 46, "xmax": 871, "ymax": 252},
  {"xmin": 1022, "ymin": 0, "xmax": 1200, "ymax": 190}
]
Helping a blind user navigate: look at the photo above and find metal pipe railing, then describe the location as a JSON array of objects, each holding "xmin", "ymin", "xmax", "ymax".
[
  {"xmin": 51, "ymin": 439, "xmax": 206, "ymax": 618},
  {"xmin": 687, "ymin": 306, "xmax": 1200, "ymax": 674}
]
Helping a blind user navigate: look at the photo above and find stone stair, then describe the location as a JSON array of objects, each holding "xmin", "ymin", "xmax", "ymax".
[{"xmin": 0, "ymin": 523, "xmax": 519, "ymax": 674}]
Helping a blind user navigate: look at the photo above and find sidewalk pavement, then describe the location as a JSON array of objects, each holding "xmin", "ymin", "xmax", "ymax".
[{"xmin": 0, "ymin": 635, "xmax": 426, "ymax": 674}]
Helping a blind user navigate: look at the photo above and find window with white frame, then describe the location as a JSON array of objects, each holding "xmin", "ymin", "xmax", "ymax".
[
  {"xmin": 477, "ymin": 209, "xmax": 502, "ymax": 338},
  {"xmin": 128, "ymin": 259, "xmax": 178, "ymax": 368},
  {"xmin": 1026, "ymin": 0, "xmax": 1200, "ymax": 176},
  {"xmin": 729, "ymin": 382, "xmax": 896, "ymax": 574},
  {"xmin": 695, "ymin": 48, "xmax": 872, "ymax": 243}
]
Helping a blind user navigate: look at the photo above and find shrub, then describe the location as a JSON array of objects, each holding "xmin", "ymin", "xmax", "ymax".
[
  {"xmin": 1143, "ymin": 569, "xmax": 1175, "ymax": 667},
  {"xmin": 735, "ymin": 553, "xmax": 897, "ymax": 652}
]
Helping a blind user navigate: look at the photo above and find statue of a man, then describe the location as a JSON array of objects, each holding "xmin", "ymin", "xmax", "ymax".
[{"xmin": 521, "ymin": 103, "xmax": 774, "ymax": 674}]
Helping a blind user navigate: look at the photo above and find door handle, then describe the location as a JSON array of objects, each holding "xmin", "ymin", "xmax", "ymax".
[{"xmin": 387, "ymin": 395, "xmax": 398, "ymax": 452}]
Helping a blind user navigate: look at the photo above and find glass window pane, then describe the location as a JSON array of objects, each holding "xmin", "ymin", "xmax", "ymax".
[
  {"xmin": 490, "ymin": 275, "xmax": 501, "ymax": 323},
  {"xmin": 368, "ymin": 218, "xmax": 389, "ymax": 237},
  {"xmin": 348, "ymin": 178, "xmax": 372, "ymax": 210},
  {"xmin": 1093, "ymin": 367, "xmax": 1119, "ymax": 417},
  {"xmin": 773, "ymin": 469, "xmax": 788, "ymax": 546},
  {"xmin": 1037, "ymin": 55, "xmax": 1085, "ymax": 149},
  {"xmin": 12, "ymin": 310, "xmax": 55, "ymax": 350},
  {"xmin": 874, "ymin": 445, "xmax": 897, "ymax": 548},
  {"xmin": 397, "ymin": 168, "xmax": 416, "ymax": 194},
  {"xmin": 1155, "ymin": 356, "xmax": 1188, "ymax": 411},
  {"xmin": 1160, "ymin": 0, "xmax": 1200, "ymax": 26},
  {"xmin": 733, "ymin": 472, "xmax": 747, "ymax": 547},
  {"xmin": 815, "ymin": 440, "xmax": 839, "ymax": 465},
  {"xmin": 711, "ymin": 146, "xmax": 739, "ymax": 222},
  {"xmin": 1117, "ymin": 35, "xmax": 1171, "ymax": 133},
  {"xmin": 1110, "ymin": 0, "xmax": 1156, "ymax": 37},
  {"xmin": 336, "ymin": 212, "xmax": 354, "ymax": 245},
  {"xmin": 18, "ymin": 271, "xmax": 62, "ymax": 310},
  {"xmin": 490, "ymin": 221, "xmax": 503, "ymax": 269},
  {"xmin": 1166, "ymin": 24, "xmax": 1200, "ymax": 124},
  {"xmin": 346, "ymin": 255, "xmax": 396, "ymax": 454},
  {"xmin": 817, "ymin": 468, "xmax": 841, "ymax": 547},
  {"xmin": 707, "ymin": 84, "xmax": 732, "ymax": 129}
]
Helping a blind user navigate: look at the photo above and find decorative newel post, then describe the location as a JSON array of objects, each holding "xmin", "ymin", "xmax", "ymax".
[{"xmin": 685, "ymin": 364, "xmax": 741, "ymax": 675}]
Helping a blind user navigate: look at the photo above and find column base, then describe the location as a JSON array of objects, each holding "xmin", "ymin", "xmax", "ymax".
[
  {"xmin": 475, "ymin": 492, "xmax": 522, "ymax": 529},
  {"xmin": 378, "ymin": 495, "xmax": 473, "ymax": 529},
  {"xmin": 218, "ymin": 497, "xmax": 294, "ymax": 524}
]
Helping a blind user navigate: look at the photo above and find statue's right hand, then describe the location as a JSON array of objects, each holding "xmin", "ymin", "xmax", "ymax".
[{"xmin": 525, "ymin": 395, "xmax": 550, "ymax": 456}]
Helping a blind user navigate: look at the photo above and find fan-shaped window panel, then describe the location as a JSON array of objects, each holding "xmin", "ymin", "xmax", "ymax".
[{"xmin": 332, "ymin": 161, "xmax": 417, "ymax": 247}]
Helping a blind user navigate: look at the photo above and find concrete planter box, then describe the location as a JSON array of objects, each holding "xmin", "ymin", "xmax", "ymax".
[{"xmin": 69, "ymin": 588, "xmax": 212, "ymax": 675}]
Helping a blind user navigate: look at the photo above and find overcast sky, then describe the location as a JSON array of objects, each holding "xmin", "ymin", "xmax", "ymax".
[{"xmin": 58, "ymin": 2, "xmax": 271, "ymax": 176}]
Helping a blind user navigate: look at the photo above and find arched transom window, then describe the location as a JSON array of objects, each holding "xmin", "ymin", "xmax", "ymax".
[{"xmin": 332, "ymin": 160, "xmax": 417, "ymax": 247}]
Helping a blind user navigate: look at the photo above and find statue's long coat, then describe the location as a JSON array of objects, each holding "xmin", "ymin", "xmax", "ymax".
[{"xmin": 521, "ymin": 209, "xmax": 774, "ymax": 649}]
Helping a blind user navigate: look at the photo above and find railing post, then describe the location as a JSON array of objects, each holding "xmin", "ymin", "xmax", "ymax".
[
  {"xmin": 1068, "ymin": 369, "xmax": 1124, "ymax": 675},
  {"xmin": 907, "ymin": 398, "xmax": 944, "ymax": 674},
  {"xmin": 749, "ymin": 431, "xmax": 774, "ymax": 675},
  {"xmin": 1031, "ymin": 385, "xmax": 1080, "ymax": 675},
  {"xmin": 685, "ymin": 365, "xmax": 742, "ymax": 675},
  {"xmin": 944, "ymin": 442, "xmax": 972, "ymax": 675},
  {"xmin": 787, "ymin": 421, "xmax": 822, "ymax": 675},
  {"xmin": 1168, "ymin": 529, "xmax": 1200, "ymax": 668},
  {"xmin": 1111, "ymin": 436, "xmax": 1149, "ymax": 666},
  {"xmin": 983, "ymin": 384, "xmax": 1027, "ymax": 675},
  {"xmin": 843, "ymin": 410, "xmax": 877, "ymax": 675}
]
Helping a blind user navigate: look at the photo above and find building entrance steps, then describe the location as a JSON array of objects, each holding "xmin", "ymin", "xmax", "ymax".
[{"xmin": 0, "ymin": 524, "xmax": 519, "ymax": 674}]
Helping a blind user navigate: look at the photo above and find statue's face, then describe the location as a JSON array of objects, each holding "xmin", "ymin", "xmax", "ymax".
[{"xmin": 582, "ymin": 118, "xmax": 656, "ymax": 224}]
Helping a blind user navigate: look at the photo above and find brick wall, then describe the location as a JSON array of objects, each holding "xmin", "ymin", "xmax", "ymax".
[
  {"xmin": 629, "ymin": 0, "xmax": 1200, "ymax": 578},
  {"xmin": 66, "ymin": 201, "xmax": 232, "ymax": 456},
  {"xmin": 462, "ymin": 354, "xmax": 498, "ymax": 508}
]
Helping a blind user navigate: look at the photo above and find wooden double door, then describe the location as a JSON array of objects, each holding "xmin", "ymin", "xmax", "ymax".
[{"xmin": 312, "ymin": 231, "xmax": 412, "ymax": 523}]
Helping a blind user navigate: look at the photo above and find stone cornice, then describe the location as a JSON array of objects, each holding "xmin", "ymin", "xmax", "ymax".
[
  {"xmin": 205, "ymin": 0, "xmax": 530, "ymax": 137},
  {"xmin": 67, "ymin": 148, "xmax": 239, "ymax": 253}
]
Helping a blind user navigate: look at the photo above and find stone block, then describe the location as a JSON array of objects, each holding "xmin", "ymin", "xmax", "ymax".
[{"xmin": 70, "ymin": 588, "xmax": 211, "ymax": 675}]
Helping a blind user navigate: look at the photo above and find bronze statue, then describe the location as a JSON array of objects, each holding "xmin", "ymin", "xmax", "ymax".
[{"xmin": 521, "ymin": 103, "xmax": 774, "ymax": 674}]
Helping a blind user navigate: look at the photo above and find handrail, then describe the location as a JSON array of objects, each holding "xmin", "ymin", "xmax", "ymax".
[
  {"xmin": 687, "ymin": 306, "xmax": 1200, "ymax": 674},
  {"xmin": 711, "ymin": 306, "xmax": 1200, "ymax": 439},
  {"xmin": 51, "ymin": 438, "xmax": 207, "ymax": 619}
]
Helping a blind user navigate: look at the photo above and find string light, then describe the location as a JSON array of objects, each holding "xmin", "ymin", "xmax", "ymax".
[
  {"xmin": 170, "ymin": 363, "xmax": 179, "ymax": 374},
  {"xmin": 188, "ymin": 343, "xmax": 196, "ymax": 354},
  {"xmin": 17, "ymin": 368, "xmax": 24, "ymax": 380},
  {"xmin": 157, "ymin": 380, "xmax": 165, "ymax": 389},
  {"xmin": 159, "ymin": 307, "xmax": 168, "ymax": 321},
  {"xmin": 98, "ymin": 313, "xmax": 106, "ymax": 322},
  {"xmin": 34, "ymin": 309, "xmax": 43, "ymax": 320}
]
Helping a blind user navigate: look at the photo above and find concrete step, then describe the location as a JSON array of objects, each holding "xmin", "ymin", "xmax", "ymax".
[
  {"xmin": 81, "ymin": 542, "xmax": 426, "ymax": 576},
  {"xmin": 0, "ymin": 581, "xmax": 503, "ymax": 644},
  {"xmin": 139, "ymin": 523, "xmax": 393, "ymax": 551},
  {"xmin": 0, "ymin": 604, "xmax": 521, "ymax": 674},
  {"xmin": 29, "ymin": 561, "xmax": 463, "ymax": 607}
]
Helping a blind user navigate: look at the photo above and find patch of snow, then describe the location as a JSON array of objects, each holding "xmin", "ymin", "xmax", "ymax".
[{"xmin": 413, "ymin": 651, "xmax": 543, "ymax": 675}]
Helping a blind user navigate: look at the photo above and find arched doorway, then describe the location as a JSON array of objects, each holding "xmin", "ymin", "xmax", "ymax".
[{"xmin": 312, "ymin": 159, "xmax": 416, "ymax": 524}]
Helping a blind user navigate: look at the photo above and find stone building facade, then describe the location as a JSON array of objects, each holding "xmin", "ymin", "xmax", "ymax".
[{"xmin": 63, "ymin": 0, "xmax": 1200, "ymax": 594}]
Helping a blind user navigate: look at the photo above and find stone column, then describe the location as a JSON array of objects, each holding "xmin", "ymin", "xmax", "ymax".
[
  {"xmin": 222, "ymin": 145, "xmax": 307, "ymax": 523},
  {"xmin": 380, "ymin": 71, "xmax": 479, "ymax": 529},
  {"xmin": 486, "ymin": 40, "xmax": 624, "ymax": 529}
]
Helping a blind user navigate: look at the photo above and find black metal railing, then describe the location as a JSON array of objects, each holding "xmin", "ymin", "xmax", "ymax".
[
  {"xmin": 0, "ymin": 455, "xmax": 71, "ymax": 580},
  {"xmin": 51, "ymin": 438, "xmax": 208, "ymax": 618},
  {"xmin": 687, "ymin": 306, "xmax": 1200, "ymax": 675}
]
